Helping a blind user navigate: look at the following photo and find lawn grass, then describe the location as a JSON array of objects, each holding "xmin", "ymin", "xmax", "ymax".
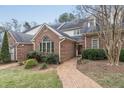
[
  {"xmin": 84, "ymin": 72, "xmax": 124, "ymax": 88},
  {"xmin": 77, "ymin": 60, "xmax": 124, "ymax": 88},
  {"xmin": 0, "ymin": 67, "xmax": 62, "ymax": 88}
]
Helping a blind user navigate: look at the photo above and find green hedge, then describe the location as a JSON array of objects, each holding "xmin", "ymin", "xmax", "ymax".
[
  {"xmin": 45, "ymin": 54, "xmax": 59, "ymax": 64},
  {"xmin": 82, "ymin": 49, "xmax": 124, "ymax": 62},
  {"xmin": 27, "ymin": 51, "xmax": 59, "ymax": 64},
  {"xmin": 82, "ymin": 49, "xmax": 107, "ymax": 60},
  {"xmin": 27, "ymin": 51, "xmax": 43, "ymax": 62},
  {"xmin": 120, "ymin": 49, "xmax": 124, "ymax": 62}
]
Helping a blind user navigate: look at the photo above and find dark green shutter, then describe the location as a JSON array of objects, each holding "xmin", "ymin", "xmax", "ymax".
[
  {"xmin": 52, "ymin": 42, "xmax": 54, "ymax": 53},
  {"xmin": 40, "ymin": 43, "xmax": 42, "ymax": 51}
]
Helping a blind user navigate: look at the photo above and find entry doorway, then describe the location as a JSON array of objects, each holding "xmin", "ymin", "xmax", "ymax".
[
  {"xmin": 78, "ymin": 45, "xmax": 82, "ymax": 55},
  {"xmin": 76, "ymin": 44, "xmax": 82, "ymax": 56}
]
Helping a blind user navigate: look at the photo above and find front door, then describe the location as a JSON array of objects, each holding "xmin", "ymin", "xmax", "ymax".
[
  {"xmin": 78, "ymin": 45, "xmax": 82, "ymax": 55},
  {"xmin": 10, "ymin": 48, "xmax": 15, "ymax": 61}
]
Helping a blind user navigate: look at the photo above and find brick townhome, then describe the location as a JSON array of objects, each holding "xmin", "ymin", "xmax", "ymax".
[{"xmin": 7, "ymin": 18, "xmax": 102, "ymax": 62}]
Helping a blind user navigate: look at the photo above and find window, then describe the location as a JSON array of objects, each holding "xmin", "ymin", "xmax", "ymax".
[
  {"xmin": 91, "ymin": 38, "xmax": 99, "ymax": 48},
  {"xmin": 74, "ymin": 29, "xmax": 81, "ymax": 36},
  {"xmin": 40, "ymin": 36, "xmax": 54, "ymax": 53}
]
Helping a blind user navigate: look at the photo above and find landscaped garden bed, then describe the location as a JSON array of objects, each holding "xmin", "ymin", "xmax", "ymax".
[{"xmin": 77, "ymin": 60, "xmax": 124, "ymax": 88}]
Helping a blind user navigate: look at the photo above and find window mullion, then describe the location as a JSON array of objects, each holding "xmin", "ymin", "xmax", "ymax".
[{"xmin": 46, "ymin": 42, "xmax": 47, "ymax": 53}]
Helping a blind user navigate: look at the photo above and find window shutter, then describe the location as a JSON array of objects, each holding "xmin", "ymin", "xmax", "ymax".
[
  {"xmin": 40, "ymin": 43, "xmax": 42, "ymax": 51},
  {"xmin": 52, "ymin": 42, "xmax": 54, "ymax": 53}
]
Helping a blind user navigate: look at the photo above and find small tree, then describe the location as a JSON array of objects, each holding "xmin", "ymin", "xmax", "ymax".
[
  {"xmin": 1, "ymin": 31, "xmax": 11, "ymax": 63},
  {"xmin": 82, "ymin": 5, "xmax": 124, "ymax": 66}
]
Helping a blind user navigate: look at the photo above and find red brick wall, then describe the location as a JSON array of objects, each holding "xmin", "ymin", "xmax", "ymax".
[
  {"xmin": 60, "ymin": 40, "xmax": 75, "ymax": 62},
  {"xmin": 17, "ymin": 44, "xmax": 33, "ymax": 61},
  {"xmin": 34, "ymin": 26, "xmax": 60, "ymax": 55}
]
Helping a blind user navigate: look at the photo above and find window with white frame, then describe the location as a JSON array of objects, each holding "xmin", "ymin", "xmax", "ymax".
[
  {"xmin": 91, "ymin": 38, "xmax": 99, "ymax": 48},
  {"xmin": 74, "ymin": 29, "xmax": 81, "ymax": 36},
  {"xmin": 40, "ymin": 36, "xmax": 54, "ymax": 53}
]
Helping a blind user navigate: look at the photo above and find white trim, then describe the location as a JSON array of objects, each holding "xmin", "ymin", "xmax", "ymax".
[
  {"xmin": 60, "ymin": 27, "xmax": 81, "ymax": 32},
  {"xmin": 59, "ymin": 38, "xmax": 65, "ymax": 62},
  {"xmin": 32, "ymin": 23, "xmax": 63, "ymax": 41},
  {"xmin": 57, "ymin": 23, "xmax": 65, "ymax": 30},
  {"xmin": 32, "ymin": 41, "xmax": 35, "ymax": 51},
  {"xmin": 91, "ymin": 38, "xmax": 99, "ymax": 49},
  {"xmin": 85, "ymin": 35, "xmax": 87, "ymax": 49},
  {"xmin": 7, "ymin": 31, "xmax": 17, "ymax": 43},
  {"xmin": 41, "ymin": 36, "xmax": 53, "ymax": 53},
  {"xmin": 15, "ymin": 43, "xmax": 19, "ymax": 60}
]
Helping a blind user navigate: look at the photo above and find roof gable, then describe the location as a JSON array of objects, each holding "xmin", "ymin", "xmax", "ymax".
[
  {"xmin": 32, "ymin": 23, "xmax": 63, "ymax": 41},
  {"xmin": 9, "ymin": 31, "xmax": 33, "ymax": 43}
]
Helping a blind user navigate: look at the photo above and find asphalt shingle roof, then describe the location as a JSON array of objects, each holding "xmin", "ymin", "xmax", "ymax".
[{"xmin": 10, "ymin": 31, "xmax": 33, "ymax": 43}]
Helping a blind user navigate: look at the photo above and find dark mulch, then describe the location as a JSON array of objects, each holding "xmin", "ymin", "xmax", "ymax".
[{"xmin": 77, "ymin": 60, "xmax": 124, "ymax": 73}]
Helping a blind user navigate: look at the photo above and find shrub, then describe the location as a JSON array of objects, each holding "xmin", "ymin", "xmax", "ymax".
[
  {"xmin": 18, "ymin": 61, "xmax": 26, "ymax": 66},
  {"xmin": 82, "ymin": 49, "xmax": 107, "ymax": 60},
  {"xmin": 40, "ymin": 63, "xmax": 48, "ymax": 69},
  {"xmin": 120, "ymin": 49, "xmax": 124, "ymax": 62},
  {"xmin": 1, "ymin": 31, "xmax": 11, "ymax": 63},
  {"xmin": 27, "ymin": 51, "xmax": 42, "ymax": 62},
  {"xmin": 24, "ymin": 59, "xmax": 38, "ymax": 69},
  {"xmin": 45, "ymin": 54, "xmax": 59, "ymax": 64}
]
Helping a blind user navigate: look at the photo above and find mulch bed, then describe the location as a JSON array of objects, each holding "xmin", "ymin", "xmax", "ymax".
[{"xmin": 77, "ymin": 60, "xmax": 124, "ymax": 73}]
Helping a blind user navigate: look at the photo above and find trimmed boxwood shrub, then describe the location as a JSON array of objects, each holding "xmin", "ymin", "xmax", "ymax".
[
  {"xmin": 82, "ymin": 49, "xmax": 107, "ymax": 60},
  {"xmin": 24, "ymin": 59, "xmax": 38, "ymax": 69},
  {"xmin": 45, "ymin": 54, "xmax": 59, "ymax": 64},
  {"xmin": 27, "ymin": 51, "xmax": 43, "ymax": 62}
]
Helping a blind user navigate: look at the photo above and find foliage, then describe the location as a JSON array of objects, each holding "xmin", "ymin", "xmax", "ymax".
[
  {"xmin": 18, "ymin": 61, "xmax": 26, "ymax": 66},
  {"xmin": 58, "ymin": 12, "xmax": 76, "ymax": 23},
  {"xmin": 45, "ymin": 54, "xmax": 59, "ymax": 64},
  {"xmin": 119, "ymin": 49, "xmax": 124, "ymax": 62},
  {"xmin": 23, "ymin": 22, "xmax": 31, "ymax": 31},
  {"xmin": 40, "ymin": 63, "xmax": 48, "ymax": 69},
  {"xmin": 27, "ymin": 51, "xmax": 43, "ymax": 62},
  {"xmin": 11, "ymin": 19, "xmax": 21, "ymax": 32},
  {"xmin": 82, "ymin": 49, "xmax": 107, "ymax": 60},
  {"xmin": 82, "ymin": 5, "xmax": 124, "ymax": 65},
  {"xmin": 1, "ymin": 31, "xmax": 11, "ymax": 63},
  {"xmin": 24, "ymin": 59, "xmax": 38, "ymax": 69}
]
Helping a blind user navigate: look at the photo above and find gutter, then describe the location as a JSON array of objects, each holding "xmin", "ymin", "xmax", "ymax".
[{"xmin": 59, "ymin": 38, "xmax": 65, "ymax": 62}]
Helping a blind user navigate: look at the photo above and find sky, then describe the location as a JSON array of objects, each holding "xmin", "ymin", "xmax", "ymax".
[{"xmin": 0, "ymin": 5, "xmax": 76, "ymax": 24}]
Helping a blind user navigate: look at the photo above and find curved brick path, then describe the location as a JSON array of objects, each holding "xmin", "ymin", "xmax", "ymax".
[{"xmin": 57, "ymin": 58, "xmax": 101, "ymax": 88}]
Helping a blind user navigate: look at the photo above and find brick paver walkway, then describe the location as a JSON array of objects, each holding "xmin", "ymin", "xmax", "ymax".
[
  {"xmin": 57, "ymin": 58, "xmax": 101, "ymax": 88},
  {"xmin": 0, "ymin": 63, "xmax": 18, "ymax": 70}
]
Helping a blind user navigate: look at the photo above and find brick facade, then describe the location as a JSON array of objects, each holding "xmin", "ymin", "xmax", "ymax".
[
  {"xmin": 60, "ymin": 40, "xmax": 75, "ymax": 62},
  {"xmin": 8, "ymin": 32, "xmax": 33, "ymax": 62},
  {"xmin": 85, "ymin": 33, "xmax": 124, "ymax": 49},
  {"xmin": 34, "ymin": 26, "xmax": 60, "ymax": 55},
  {"xmin": 17, "ymin": 44, "xmax": 33, "ymax": 61}
]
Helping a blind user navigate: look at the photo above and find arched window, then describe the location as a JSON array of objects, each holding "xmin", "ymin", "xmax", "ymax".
[{"xmin": 40, "ymin": 36, "xmax": 54, "ymax": 53}]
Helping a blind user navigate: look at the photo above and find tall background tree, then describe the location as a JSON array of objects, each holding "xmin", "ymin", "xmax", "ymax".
[
  {"xmin": 11, "ymin": 19, "xmax": 21, "ymax": 32},
  {"xmin": 82, "ymin": 5, "xmax": 124, "ymax": 66},
  {"xmin": 58, "ymin": 12, "xmax": 76, "ymax": 23},
  {"xmin": 1, "ymin": 30, "xmax": 10, "ymax": 63},
  {"xmin": 23, "ymin": 22, "xmax": 31, "ymax": 31}
]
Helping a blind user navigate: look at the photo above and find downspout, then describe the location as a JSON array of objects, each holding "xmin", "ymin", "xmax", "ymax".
[
  {"xmin": 84, "ymin": 34, "xmax": 87, "ymax": 49},
  {"xmin": 32, "ymin": 40, "xmax": 35, "ymax": 51},
  {"xmin": 15, "ymin": 42, "xmax": 19, "ymax": 61},
  {"xmin": 59, "ymin": 38, "xmax": 65, "ymax": 63}
]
